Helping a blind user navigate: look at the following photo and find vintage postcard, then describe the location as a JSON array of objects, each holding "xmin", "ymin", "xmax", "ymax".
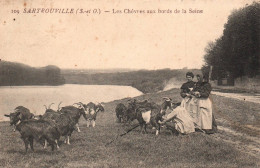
[{"xmin": 0, "ymin": 0, "xmax": 259, "ymax": 167}]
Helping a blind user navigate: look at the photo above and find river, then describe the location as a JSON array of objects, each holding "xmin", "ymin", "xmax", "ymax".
[{"xmin": 0, "ymin": 84, "xmax": 143, "ymax": 121}]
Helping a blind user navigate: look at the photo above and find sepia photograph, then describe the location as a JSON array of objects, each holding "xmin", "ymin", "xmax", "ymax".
[{"xmin": 0, "ymin": 0, "xmax": 259, "ymax": 167}]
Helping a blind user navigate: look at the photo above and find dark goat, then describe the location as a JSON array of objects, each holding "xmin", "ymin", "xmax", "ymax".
[
  {"xmin": 41, "ymin": 104, "xmax": 78, "ymax": 145},
  {"xmin": 59, "ymin": 104, "xmax": 86, "ymax": 132},
  {"xmin": 115, "ymin": 103, "xmax": 127, "ymax": 123},
  {"xmin": 124, "ymin": 99, "xmax": 181, "ymax": 135},
  {"xmin": 124, "ymin": 100, "xmax": 162, "ymax": 135},
  {"xmin": 15, "ymin": 119, "xmax": 60, "ymax": 153},
  {"xmin": 4, "ymin": 106, "xmax": 34, "ymax": 131},
  {"xmin": 42, "ymin": 112, "xmax": 76, "ymax": 145},
  {"xmin": 83, "ymin": 102, "xmax": 105, "ymax": 127}
]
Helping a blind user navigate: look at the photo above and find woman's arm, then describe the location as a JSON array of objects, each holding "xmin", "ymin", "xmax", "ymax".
[
  {"xmin": 199, "ymin": 83, "xmax": 212, "ymax": 98},
  {"xmin": 180, "ymin": 89, "xmax": 187, "ymax": 98}
]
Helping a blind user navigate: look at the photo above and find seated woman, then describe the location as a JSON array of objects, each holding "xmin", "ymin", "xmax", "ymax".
[
  {"xmin": 159, "ymin": 105, "xmax": 195, "ymax": 135},
  {"xmin": 192, "ymin": 76, "xmax": 217, "ymax": 134}
]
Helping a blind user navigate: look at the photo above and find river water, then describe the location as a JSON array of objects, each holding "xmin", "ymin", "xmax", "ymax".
[{"xmin": 0, "ymin": 84, "xmax": 143, "ymax": 121}]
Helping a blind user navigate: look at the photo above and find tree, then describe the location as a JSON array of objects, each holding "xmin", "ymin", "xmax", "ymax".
[{"xmin": 202, "ymin": 2, "xmax": 260, "ymax": 82}]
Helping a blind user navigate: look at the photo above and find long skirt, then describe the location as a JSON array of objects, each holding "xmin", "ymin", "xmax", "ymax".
[
  {"xmin": 164, "ymin": 106, "xmax": 195, "ymax": 134},
  {"xmin": 181, "ymin": 97, "xmax": 199, "ymax": 126},
  {"xmin": 198, "ymin": 98, "xmax": 213, "ymax": 130}
]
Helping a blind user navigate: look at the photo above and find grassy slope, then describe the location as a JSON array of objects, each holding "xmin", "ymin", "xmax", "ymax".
[{"xmin": 0, "ymin": 89, "xmax": 259, "ymax": 168}]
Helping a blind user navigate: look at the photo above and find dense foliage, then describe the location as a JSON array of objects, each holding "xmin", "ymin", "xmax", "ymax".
[
  {"xmin": 202, "ymin": 2, "xmax": 260, "ymax": 81},
  {"xmin": 0, "ymin": 61, "xmax": 65, "ymax": 86}
]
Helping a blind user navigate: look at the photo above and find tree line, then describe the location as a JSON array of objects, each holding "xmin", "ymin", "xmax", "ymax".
[
  {"xmin": 202, "ymin": 2, "xmax": 259, "ymax": 85},
  {"xmin": 0, "ymin": 61, "xmax": 65, "ymax": 86},
  {"xmin": 63, "ymin": 68, "xmax": 201, "ymax": 93}
]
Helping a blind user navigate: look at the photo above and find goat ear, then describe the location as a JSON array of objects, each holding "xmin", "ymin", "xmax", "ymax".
[{"xmin": 4, "ymin": 114, "xmax": 10, "ymax": 117}]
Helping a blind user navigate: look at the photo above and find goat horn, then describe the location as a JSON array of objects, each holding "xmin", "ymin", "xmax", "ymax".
[
  {"xmin": 44, "ymin": 105, "xmax": 48, "ymax": 110},
  {"xmin": 58, "ymin": 101, "xmax": 62, "ymax": 110},
  {"xmin": 48, "ymin": 103, "xmax": 55, "ymax": 109},
  {"xmin": 73, "ymin": 102, "xmax": 82, "ymax": 106}
]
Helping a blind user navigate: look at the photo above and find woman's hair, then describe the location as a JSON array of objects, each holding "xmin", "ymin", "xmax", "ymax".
[
  {"xmin": 203, "ymin": 75, "xmax": 209, "ymax": 82},
  {"xmin": 186, "ymin": 72, "xmax": 194, "ymax": 78}
]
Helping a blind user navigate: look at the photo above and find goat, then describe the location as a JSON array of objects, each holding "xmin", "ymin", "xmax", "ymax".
[
  {"xmin": 124, "ymin": 98, "xmax": 181, "ymax": 135},
  {"xmin": 59, "ymin": 103, "xmax": 86, "ymax": 132},
  {"xmin": 82, "ymin": 102, "xmax": 105, "ymax": 127},
  {"xmin": 115, "ymin": 103, "xmax": 127, "ymax": 123},
  {"xmin": 123, "ymin": 100, "xmax": 161, "ymax": 135},
  {"xmin": 15, "ymin": 119, "xmax": 60, "ymax": 153},
  {"xmin": 41, "ymin": 103, "xmax": 78, "ymax": 145},
  {"xmin": 4, "ymin": 106, "xmax": 34, "ymax": 131}
]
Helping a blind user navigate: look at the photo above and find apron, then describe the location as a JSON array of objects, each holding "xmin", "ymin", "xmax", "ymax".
[{"xmin": 198, "ymin": 98, "xmax": 212, "ymax": 129}]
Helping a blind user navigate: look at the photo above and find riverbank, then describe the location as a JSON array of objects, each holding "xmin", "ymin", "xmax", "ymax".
[
  {"xmin": 0, "ymin": 88, "xmax": 259, "ymax": 167},
  {"xmin": 62, "ymin": 69, "xmax": 201, "ymax": 93},
  {"xmin": 0, "ymin": 84, "xmax": 142, "ymax": 122}
]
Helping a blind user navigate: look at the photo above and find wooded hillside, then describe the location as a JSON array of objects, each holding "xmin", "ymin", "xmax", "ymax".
[
  {"xmin": 63, "ymin": 69, "xmax": 201, "ymax": 93},
  {"xmin": 0, "ymin": 61, "xmax": 65, "ymax": 86}
]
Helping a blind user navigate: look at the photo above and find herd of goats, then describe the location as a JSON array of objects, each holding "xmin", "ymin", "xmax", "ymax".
[
  {"xmin": 4, "ymin": 98, "xmax": 180, "ymax": 153},
  {"xmin": 4, "ymin": 102, "xmax": 104, "ymax": 152}
]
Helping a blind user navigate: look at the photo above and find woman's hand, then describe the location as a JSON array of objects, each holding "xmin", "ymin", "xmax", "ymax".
[
  {"xmin": 194, "ymin": 91, "xmax": 201, "ymax": 98},
  {"xmin": 186, "ymin": 93, "xmax": 192, "ymax": 98}
]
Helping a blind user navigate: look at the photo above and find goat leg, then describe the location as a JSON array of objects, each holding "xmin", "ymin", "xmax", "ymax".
[
  {"xmin": 44, "ymin": 140, "xmax": 48, "ymax": 149},
  {"xmin": 76, "ymin": 123, "xmax": 81, "ymax": 132},
  {"xmin": 144, "ymin": 124, "xmax": 148, "ymax": 134},
  {"xmin": 29, "ymin": 137, "xmax": 34, "ymax": 151},
  {"xmin": 67, "ymin": 136, "xmax": 70, "ymax": 145},
  {"xmin": 92, "ymin": 120, "xmax": 96, "ymax": 127},
  {"xmin": 155, "ymin": 124, "xmax": 161, "ymax": 136},
  {"xmin": 55, "ymin": 140, "xmax": 59, "ymax": 149},
  {"xmin": 23, "ymin": 138, "xmax": 29, "ymax": 153},
  {"xmin": 140, "ymin": 124, "xmax": 144, "ymax": 134},
  {"xmin": 51, "ymin": 144, "xmax": 55, "ymax": 151}
]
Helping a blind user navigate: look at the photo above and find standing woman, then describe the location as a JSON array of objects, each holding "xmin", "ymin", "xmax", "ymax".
[
  {"xmin": 191, "ymin": 74, "xmax": 203, "ymax": 127},
  {"xmin": 180, "ymin": 72, "xmax": 198, "ymax": 121},
  {"xmin": 180, "ymin": 72, "xmax": 195, "ymax": 103},
  {"xmin": 193, "ymin": 76, "xmax": 216, "ymax": 134}
]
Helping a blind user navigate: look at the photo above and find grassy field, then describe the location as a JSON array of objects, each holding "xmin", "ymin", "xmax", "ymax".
[{"xmin": 0, "ymin": 89, "xmax": 259, "ymax": 168}]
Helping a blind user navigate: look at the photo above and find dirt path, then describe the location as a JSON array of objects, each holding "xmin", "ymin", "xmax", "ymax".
[
  {"xmin": 212, "ymin": 91, "xmax": 260, "ymax": 104},
  {"xmin": 205, "ymin": 91, "xmax": 260, "ymax": 157},
  {"xmin": 213, "ymin": 118, "xmax": 260, "ymax": 158}
]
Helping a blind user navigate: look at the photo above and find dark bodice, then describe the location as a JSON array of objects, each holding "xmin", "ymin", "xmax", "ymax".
[
  {"xmin": 180, "ymin": 81, "xmax": 195, "ymax": 98},
  {"xmin": 197, "ymin": 82, "xmax": 212, "ymax": 98}
]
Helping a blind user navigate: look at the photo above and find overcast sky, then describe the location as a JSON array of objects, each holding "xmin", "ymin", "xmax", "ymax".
[{"xmin": 0, "ymin": 0, "xmax": 252, "ymax": 70}]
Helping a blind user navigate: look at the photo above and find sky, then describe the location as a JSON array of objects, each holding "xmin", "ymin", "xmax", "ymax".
[{"xmin": 0, "ymin": 0, "xmax": 253, "ymax": 70}]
